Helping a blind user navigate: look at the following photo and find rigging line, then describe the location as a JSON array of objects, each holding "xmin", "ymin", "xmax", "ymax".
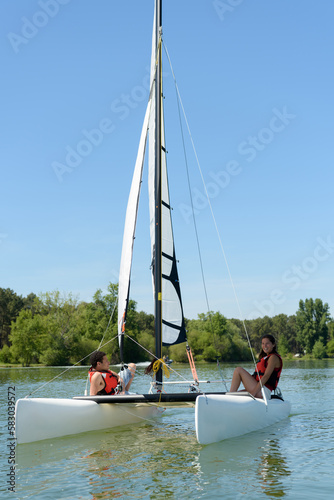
[
  {"xmin": 98, "ymin": 297, "xmax": 118, "ymax": 350},
  {"xmin": 163, "ymin": 41, "xmax": 228, "ymax": 372},
  {"xmin": 124, "ymin": 334, "xmax": 201, "ymax": 390},
  {"xmin": 24, "ymin": 335, "xmax": 119, "ymax": 398},
  {"xmin": 163, "ymin": 41, "xmax": 212, "ymax": 326},
  {"xmin": 216, "ymin": 358, "xmax": 229, "ymax": 392},
  {"xmin": 86, "ymin": 297, "xmax": 117, "ymax": 395},
  {"xmin": 162, "ymin": 42, "xmax": 258, "ymax": 373}
]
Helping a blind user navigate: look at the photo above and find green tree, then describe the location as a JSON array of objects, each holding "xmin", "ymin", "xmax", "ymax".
[
  {"xmin": 93, "ymin": 283, "xmax": 118, "ymax": 317},
  {"xmin": 169, "ymin": 342, "xmax": 189, "ymax": 363},
  {"xmin": 183, "ymin": 312, "xmax": 250, "ymax": 362},
  {"xmin": 271, "ymin": 314, "xmax": 298, "ymax": 355},
  {"xmin": 277, "ymin": 334, "xmax": 290, "ymax": 357},
  {"xmin": 312, "ymin": 340, "xmax": 326, "ymax": 359},
  {"xmin": 185, "ymin": 312, "xmax": 220, "ymax": 361},
  {"xmin": 326, "ymin": 339, "xmax": 334, "ymax": 357},
  {"xmin": 23, "ymin": 293, "xmax": 38, "ymax": 311},
  {"xmin": 0, "ymin": 344, "xmax": 13, "ymax": 364},
  {"xmin": 0, "ymin": 288, "xmax": 24, "ymax": 347},
  {"xmin": 296, "ymin": 298, "xmax": 331, "ymax": 354},
  {"xmin": 37, "ymin": 291, "xmax": 81, "ymax": 365},
  {"xmin": 324, "ymin": 320, "xmax": 334, "ymax": 357},
  {"xmin": 10, "ymin": 310, "xmax": 45, "ymax": 366}
]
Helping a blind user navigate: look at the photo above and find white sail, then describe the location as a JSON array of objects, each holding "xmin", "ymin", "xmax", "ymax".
[
  {"xmin": 118, "ymin": 102, "xmax": 151, "ymax": 341},
  {"xmin": 160, "ymin": 110, "xmax": 186, "ymax": 345},
  {"xmin": 148, "ymin": 7, "xmax": 186, "ymax": 346},
  {"xmin": 119, "ymin": 3, "xmax": 186, "ymax": 347}
]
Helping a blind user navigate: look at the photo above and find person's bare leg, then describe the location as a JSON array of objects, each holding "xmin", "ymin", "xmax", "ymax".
[{"xmin": 230, "ymin": 367, "xmax": 258, "ymax": 394}]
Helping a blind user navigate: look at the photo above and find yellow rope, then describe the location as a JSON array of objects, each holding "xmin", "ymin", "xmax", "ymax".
[{"xmin": 152, "ymin": 358, "xmax": 170, "ymax": 378}]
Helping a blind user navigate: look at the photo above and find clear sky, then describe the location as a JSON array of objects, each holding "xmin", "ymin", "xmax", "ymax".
[{"xmin": 1, "ymin": 0, "xmax": 333, "ymax": 321}]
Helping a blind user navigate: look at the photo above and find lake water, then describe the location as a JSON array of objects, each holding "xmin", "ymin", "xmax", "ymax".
[{"xmin": 1, "ymin": 360, "xmax": 333, "ymax": 499}]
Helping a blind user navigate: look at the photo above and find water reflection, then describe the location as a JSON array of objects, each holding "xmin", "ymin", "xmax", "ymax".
[
  {"xmin": 75, "ymin": 421, "xmax": 201, "ymax": 499},
  {"xmin": 258, "ymin": 437, "xmax": 291, "ymax": 497},
  {"xmin": 16, "ymin": 416, "xmax": 201, "ymax": 499},
  {"xmin": 196, "ymin": 423, "xmax": 291, "ymax": 498}
]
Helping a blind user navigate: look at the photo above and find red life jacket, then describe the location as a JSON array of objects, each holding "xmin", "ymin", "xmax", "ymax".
[
  {"xmin": 252, "ymin": 353, "xmax": 282, "ymax": 391},
  {"xmin": 89, "ymin": 368, "xmax": 119, "ymax": 395}
]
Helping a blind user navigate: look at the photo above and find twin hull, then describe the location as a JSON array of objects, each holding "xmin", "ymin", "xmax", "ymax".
[
  {"xmin": 15, "ymin": 398, "xmax": 161, "ymax": 444},
  {"xmin": 15, "ymin": 393, "xmax": 291, "ymax": 445},
  {"xmin": 195, "ymin": 393, "xmax": 291, "ymax": 445}
]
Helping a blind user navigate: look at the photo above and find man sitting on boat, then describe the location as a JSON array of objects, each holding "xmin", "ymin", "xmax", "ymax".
[
  {"xmin": 229, "ymin": 334, "xmax": 282, "ymax": 399},
  {"xmin": 89, "ymin": 350, "xmax": 136, "ymax": 396}
]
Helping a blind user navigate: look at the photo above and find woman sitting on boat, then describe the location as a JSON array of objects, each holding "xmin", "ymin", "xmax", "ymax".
[
  {"xmin": 89, "ymin": 350, "xmax": 136, "ymax": 396},
  {"xmin": 229, "ymin": 335, "xmax": 282, "ymax": 399}
]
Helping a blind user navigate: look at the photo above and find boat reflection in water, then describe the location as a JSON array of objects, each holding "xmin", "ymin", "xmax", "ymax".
[
  {"xmin": 196, "ymin": 419, "xmax": 292, "ymax": 498},
  {"xmin": 16, "ymin": 419, "xmax": 200, "ymax": 499},
  {"xmin": 16, "ymin": 416, "xmax": 291, "ymax": 499}
]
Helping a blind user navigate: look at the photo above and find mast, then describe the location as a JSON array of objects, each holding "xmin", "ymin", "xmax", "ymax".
[
  {"xmin": 119, "ymin": 0, "xmax": 186, "ymax": 385},
  {"xmin": 154, "ymin": 0, "xmax": 163, "ymax": 386}
]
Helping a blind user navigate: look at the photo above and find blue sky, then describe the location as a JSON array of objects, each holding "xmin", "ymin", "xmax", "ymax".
[{"xmin": 1, "ymin": 0, "xmax": 333, "ymax": 321}]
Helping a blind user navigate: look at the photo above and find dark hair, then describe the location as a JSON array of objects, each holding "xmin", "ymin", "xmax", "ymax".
[
  {"xmin": 258, "ymin": 335, "xmax": 278, "ymax": 359},
  {"xmin": 90, "ymin": 350, "xmax": 106, "ymax": 368},
  {"xmin": 144, "ymin": 360, "xmax": 155, "ymax": 375}
]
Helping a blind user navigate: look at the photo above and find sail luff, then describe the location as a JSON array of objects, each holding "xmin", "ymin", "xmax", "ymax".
[{"xmin": 118, "ymin": 102, "xmax": 151, "ymax": 353}]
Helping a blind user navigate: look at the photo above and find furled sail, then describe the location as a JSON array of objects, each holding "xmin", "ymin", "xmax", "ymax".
[
  {"xmin": 148, "ymin": 8, "xmax": 187, "ymax": 346},
  {"xmin": 118, "ymin": 102, "xmax": 151, "ymax": 351}
]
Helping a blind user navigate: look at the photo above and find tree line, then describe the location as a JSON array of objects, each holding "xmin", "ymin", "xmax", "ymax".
[{"xmin": 0, "ymin": 285, "xmax": 333, "ymax": 366}]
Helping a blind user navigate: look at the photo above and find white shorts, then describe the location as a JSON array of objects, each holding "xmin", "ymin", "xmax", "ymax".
[
  {"xmin": 118, "ymin": 366, "xmax": 134, "ymax": 390},
  {"xmin": 261, "ymin": 386, "xmax": 271, "ymax": 400}
]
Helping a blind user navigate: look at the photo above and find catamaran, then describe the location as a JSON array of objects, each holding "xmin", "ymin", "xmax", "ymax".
[{"xmin": 15, "ymin": 0, "xmax": 291, "ymax": 446}]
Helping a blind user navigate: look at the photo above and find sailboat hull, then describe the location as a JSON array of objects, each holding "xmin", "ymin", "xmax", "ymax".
[
  {"xmin": 195, "ymin": 393, "xmax": 291, "ymax": 445},
  {"xmin": 15, "ymin": 398, "xmax": 161, "ymax": 444}
]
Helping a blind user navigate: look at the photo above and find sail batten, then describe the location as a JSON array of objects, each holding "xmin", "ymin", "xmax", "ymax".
[
  {"xmin": 148, "ymin": 40, "xmax": 186, "ymax": 346},
  {"xmin": 119, "ymin": 0, "xmax": 186, "ymax": 361}
]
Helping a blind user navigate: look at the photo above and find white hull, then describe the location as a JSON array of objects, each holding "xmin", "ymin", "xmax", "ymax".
[
  {"xmin": 195, "ymin": 394, "xmax": 291, "ymax": 445},
  {"xmin": 15, "ymin": 398, "xmax": 161, "ymax": 444}
]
